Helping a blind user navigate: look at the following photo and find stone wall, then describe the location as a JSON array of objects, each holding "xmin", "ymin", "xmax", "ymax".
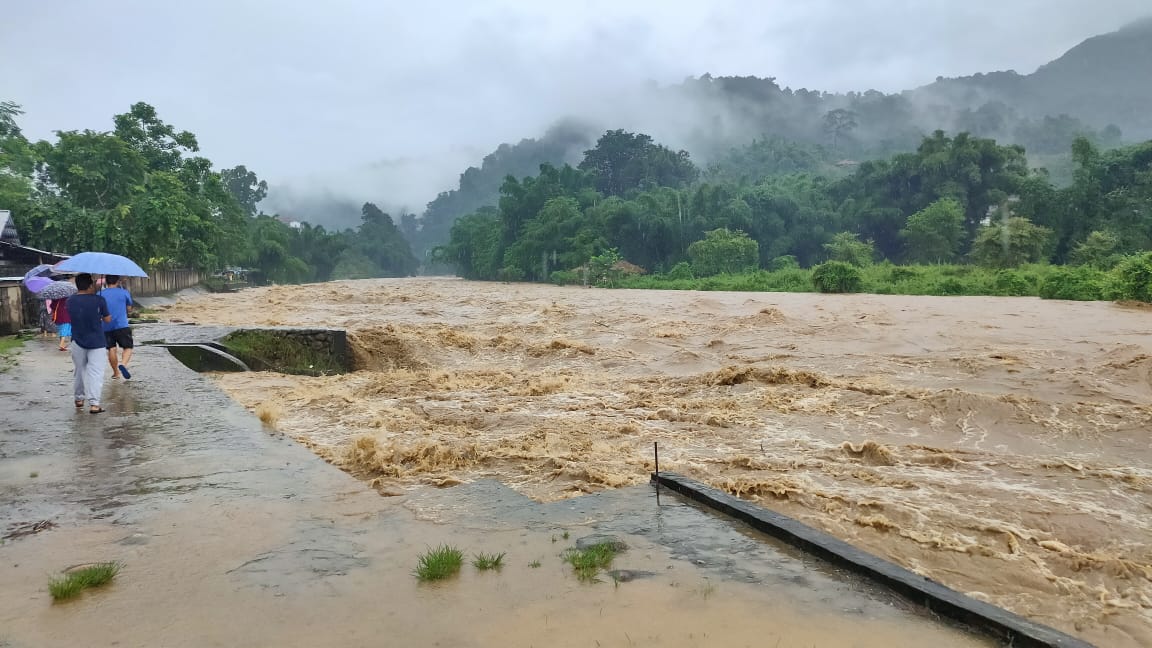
[
  {"xmin": 218, "ymin": 327, "xmax": 350, "ymax": 375},
  {"xmin": 269, "ymin": 328, "xmax": 350, "ymax": 370}
]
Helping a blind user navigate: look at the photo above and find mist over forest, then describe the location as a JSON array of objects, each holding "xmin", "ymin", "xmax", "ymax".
[{"xmin": 3, "ymin": 7, "xmax": 1151, "ymax": 296}]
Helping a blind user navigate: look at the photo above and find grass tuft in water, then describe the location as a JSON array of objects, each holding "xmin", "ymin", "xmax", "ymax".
[
  {"xmin": 561, "ymin": 542, "xmax": 618, "ymax": 582},
  {"xmin": 529, "ymin": 560, "xmax": 541, "ymax": 568},
  {"xmin": 415, "ymin": 545, "xmax": 464, "ymax": 581},
  {"xmin": 49, "ymin": 562, "xmax": 120, "ymax": 601},
  {"xmin": 472, "ymin": 552, "xmax": 506, "ymax": 571},
  {"xmin": 0, "ymin": 336, "xmax": 23, "ymax": 372}
]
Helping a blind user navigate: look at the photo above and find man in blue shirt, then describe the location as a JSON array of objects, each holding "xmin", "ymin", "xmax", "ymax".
[
  {"xmin": 101, "ymin": 274, "xmax": 134, "ymax": 380},
  {"xmin": 66, "ymin": 273, "xmax": 111, "ymax": 413}
]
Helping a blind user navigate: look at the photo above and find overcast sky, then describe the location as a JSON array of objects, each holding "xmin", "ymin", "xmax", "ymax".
[{"xmin": 2, "ymin": 0, "xmax": 1148, "ymax": 208}]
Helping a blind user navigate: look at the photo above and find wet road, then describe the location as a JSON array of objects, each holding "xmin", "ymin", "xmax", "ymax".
[{"xmin": 0, "ymin": 339, "xmax": 994, "ymax": 647}]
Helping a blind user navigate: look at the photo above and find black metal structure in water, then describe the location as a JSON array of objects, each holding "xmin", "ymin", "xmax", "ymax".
[
  {"xmin": 158, "ymin": 343, "xmax": 250, "ymax": 372},
  {"xmin": 651, "ymin": 472, "xmax": 1093, "ymax": 648}
]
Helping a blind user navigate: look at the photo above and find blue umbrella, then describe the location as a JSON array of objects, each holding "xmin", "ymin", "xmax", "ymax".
[{"xmin": 54, "ymin": 252, "xmax": 149, "ymax": 277}]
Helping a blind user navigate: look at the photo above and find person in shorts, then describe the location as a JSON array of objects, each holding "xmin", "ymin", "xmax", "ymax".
[{"xmin": 100, "ymin": 275, "xmax": 135, "ymax": 379}]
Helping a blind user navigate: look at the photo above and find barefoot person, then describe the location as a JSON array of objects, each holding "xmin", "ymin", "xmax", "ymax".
[
  {"xmin": 50, "ymin": 293, "xmax": 72, "ymax": 351},
  {"xmin": 101, "ymin": 274, "xmax": 134, "ymax": 379},
  {"xmin": 66, "ymin": 273, "xmax": 111, "ymax": 413}
]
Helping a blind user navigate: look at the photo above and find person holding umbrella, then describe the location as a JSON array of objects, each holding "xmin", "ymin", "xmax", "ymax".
[
  {"xmin": 52, "ymin": 252, "xmax": 149, "ymax": 382},
  {"xmin": 66, "ymin": 273, "xmax": 111, "ymax": 413}
]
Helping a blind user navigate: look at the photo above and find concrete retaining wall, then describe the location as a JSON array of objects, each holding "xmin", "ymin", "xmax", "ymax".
[
  {"xmin": 652, "ymin": 472, "xmax": 1091, "ymax": 648},
  {"xmin": 219, "ymin": 327, "xmax": 350, "ymax": 375},
  {"xmin": 261, "ymin": 328, "xmax": 350, "ymax": 372}
]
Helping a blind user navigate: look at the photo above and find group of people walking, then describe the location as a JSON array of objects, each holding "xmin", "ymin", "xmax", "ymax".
[{"xmin": 55, "ymin": 273, "xmax": 135, "ymax": 414}]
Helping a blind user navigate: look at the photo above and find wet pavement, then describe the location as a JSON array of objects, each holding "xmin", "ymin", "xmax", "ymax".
[{"xmin": 0, "ymin": 339, "xmax": 997, "ymax": 647}]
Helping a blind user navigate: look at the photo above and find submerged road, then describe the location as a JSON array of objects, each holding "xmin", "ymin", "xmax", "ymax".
[{"xmin": 0, "ymin": 339, "xmax": 995, "ymax": 647}]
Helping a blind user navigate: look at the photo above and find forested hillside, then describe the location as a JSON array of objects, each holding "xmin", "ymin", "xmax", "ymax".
[
  {"xmin": 914, "ymin": 18, "xmax": 1152, "ymax": 139},
  {"xmin": 437, "ymin": 127, "xmax": 1152, "ymax": 297},
  {"xmin": 404, "ymin": 20, "xmax": 1151, "ymax": 256}
]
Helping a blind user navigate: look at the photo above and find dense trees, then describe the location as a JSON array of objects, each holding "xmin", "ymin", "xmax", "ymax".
[
  {"xmin": 1, "ymin": 102, "xmax": 417, "ymax": 283},
  {"xmin": 900, "ymin": 198, "xmax": 966, "ymax": 263},
  {"xmin": 440, "ymin": 128, "xmax": 1152, "ymax": 283}
]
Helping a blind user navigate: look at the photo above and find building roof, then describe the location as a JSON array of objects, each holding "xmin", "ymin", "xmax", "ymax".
[{"xmin": 0, "ymin": 209, "xmax": 19, "ymax": 244}]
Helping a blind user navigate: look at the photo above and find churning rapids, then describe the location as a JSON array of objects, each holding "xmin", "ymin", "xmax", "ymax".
[{"xmin": 162, "ymin": 278, "xmax": 1152, "ymax": 646}]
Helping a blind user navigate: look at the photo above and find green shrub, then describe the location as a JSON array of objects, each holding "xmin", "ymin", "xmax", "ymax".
[
  {"xmin": 497, "ymin": 266, "xmax": 525, "ymax": 282},
  {"xmin": 764, "ymin": 268, "xmax": 813, "ymax": 292},
  {"xmin": 823, "ymin": 232, "xmax": 875, "ymax": 267},
  {"xmin": 1070, "ymin": 231, "xmax": 1123, "ymax": 269},
  {"xmin": 768, "ymin": 255, "xmax": 799, "ymax": 271},
  {"xmin": 993, "ymin": 270, "xmax": 1034, "ymax": 296},
  {"xmin": 934, "ymin": 278, "xmax": 966, "ymax": 295},
  {"xmin": 812, "ymin": 261, "xmax": 863, "ymax": 293},
  {"xmin": 889, "ymin": 266, "xmax": 921, "ymax": 281},
  {"xmin": 665, "ymin": 262, "xmax": 695, "ymax": 280},
  {"xmin": 550, "ymin": 270, "xmax": 581, "ymax": 286},
  {"xmin": 971, "ymin": 217, "xmax": 1053, "ymax": 268},
  {"xmin": 1109, "ymin": 253, "xmax": 1152, "ymax": 302},
  {"xmin": 1038, "ymin": 266, "xmax": 1106, "ymax": 301},
  {"xmin": 687, "ymin": 229, "xmax": 759, "ymax": 276}
]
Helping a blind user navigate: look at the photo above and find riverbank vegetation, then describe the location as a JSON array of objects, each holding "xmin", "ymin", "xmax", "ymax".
[{"xmin": 436, "ymin": 128, "xmax": 1152, "ymax": 301}]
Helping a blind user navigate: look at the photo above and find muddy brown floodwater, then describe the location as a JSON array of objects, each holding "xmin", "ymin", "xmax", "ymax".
[{"xmin": 162, "ymin": 277, "xmax": 1152, "ymax": 646}]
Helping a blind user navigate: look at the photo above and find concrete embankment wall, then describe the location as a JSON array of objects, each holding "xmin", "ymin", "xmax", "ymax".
[
  {"xmin": 152, "ymin": 325, "xmax": 351, "ymax": 375},
  {"xmin": 235, "ymin": 328, "xmax": 350, "ymax": 374}
]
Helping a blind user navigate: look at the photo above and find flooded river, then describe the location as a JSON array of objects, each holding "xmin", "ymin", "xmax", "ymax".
[
  {"xmin": 161, "ymin": 277, "xmax": 1152, "ymax": 646},
  {"xmin": 2, "ymin": 345, "xmax": 986, "ymax": 647}
]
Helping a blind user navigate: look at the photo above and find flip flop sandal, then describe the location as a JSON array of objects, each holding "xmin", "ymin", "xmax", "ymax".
[
  {"xmin": 75, "ymin": 400, "xmax": 84, "ymax": 408},
  {"xmin": 119, "ymin": 365, "xmax": 131, "ymax": 380},
  {"xmin": 89, "ymin": 407, "xmax": 106, "ymax": 414}
]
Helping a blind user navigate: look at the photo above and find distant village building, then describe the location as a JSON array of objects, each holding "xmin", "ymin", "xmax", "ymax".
[{"xmin": 276, "ymin": 216, "xmax": 303, "ymax": 230}]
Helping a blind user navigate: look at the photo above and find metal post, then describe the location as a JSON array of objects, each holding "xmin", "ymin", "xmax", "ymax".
[{"xmin": 654, "ymin": 441, "xmax": 661, "ymax": 505}]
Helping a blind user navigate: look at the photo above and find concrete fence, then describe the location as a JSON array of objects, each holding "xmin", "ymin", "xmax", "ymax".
[
  {"xmin": 123, "ymin": 269, "xmax": 203, "ymax": 298},
  {"xmin": 0, "ymin": 269, "xmax": 204, "ymax": 334}
]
